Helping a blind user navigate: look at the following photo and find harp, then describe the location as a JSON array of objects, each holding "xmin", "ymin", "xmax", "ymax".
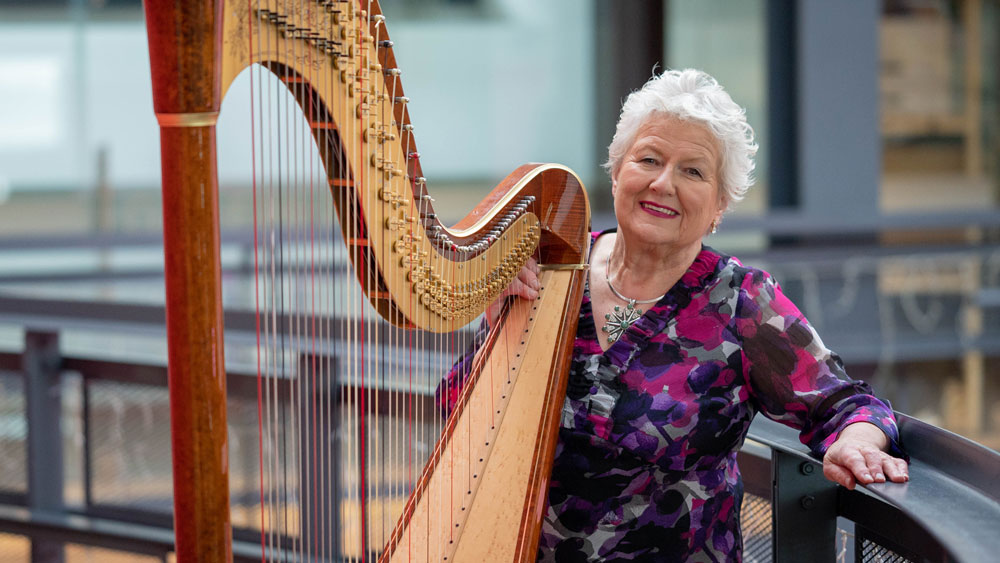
[{"xmin": 144, "ymin": 1, "xmax": 590, "ymax": 561}]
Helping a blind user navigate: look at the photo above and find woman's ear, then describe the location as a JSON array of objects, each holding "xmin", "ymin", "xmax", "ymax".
[
  {"xmin": 712, "ymin": 196, "xmax": 728, "ymax": 232},
  {"xmin": 717, "ymin": 194, "xmax": 729, "ymax": 216}
]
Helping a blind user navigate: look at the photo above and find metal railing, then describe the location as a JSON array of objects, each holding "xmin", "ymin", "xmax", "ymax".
[
  {"xmin": 1, "ymin": 216, "xmax": 999, "ymax": 561},
  {"xmin": 1, "ymin": 319, "xmax": 999, "ymax": 562}
]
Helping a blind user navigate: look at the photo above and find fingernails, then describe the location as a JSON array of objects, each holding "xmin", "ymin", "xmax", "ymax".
[
  {"xmin": 862, "ymin": 473, "xmax": 872, "ymax": 482},
  {"xmin": 875, "ymin": 472, "xmax": 885, "ymax": 482},
  {"xmin": 530, "ymin": 279, "xmax": 540, "ymax": 290}
]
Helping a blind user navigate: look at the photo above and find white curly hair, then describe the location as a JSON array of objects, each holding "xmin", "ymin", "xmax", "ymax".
[{"xmin": 604, "ymin": 68, "xmax": 758, "ymax": 208}]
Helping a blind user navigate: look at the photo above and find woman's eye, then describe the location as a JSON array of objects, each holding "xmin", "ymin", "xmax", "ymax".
[
  {"xmin": 687, "ymin": 168, "xmax": 703, "ymax": 178},
  {"xmin": 641, "ymin": 157, "xmax": 658, "ymax": 165}
]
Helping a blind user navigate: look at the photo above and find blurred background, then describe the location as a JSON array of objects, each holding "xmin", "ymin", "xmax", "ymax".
[{"xmin": 0, "ymin": 0, "xmax": 998, "ymax": 561}]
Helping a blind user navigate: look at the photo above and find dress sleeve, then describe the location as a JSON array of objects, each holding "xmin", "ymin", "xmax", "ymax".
[
  {"xmin": 434, "ymin": 317, "xmax": 490, "ymax": 417},
  {"xmin": 735, "ymin": 270, "xmax": 906, "ymax": 460}
]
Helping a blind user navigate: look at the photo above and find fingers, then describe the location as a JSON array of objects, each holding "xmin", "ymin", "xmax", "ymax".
[
  {"xmin": 882, "ymin": 456, "xmax": 910, "ymax": 483},
  {"xmin": 515, "ymin": 271, "xmax": 540, "ymax": 294},
  {"xmin": 863, "ymin": 448, "xmax": 887, "ymax": 483},
  {"xmin": 506, "ymin": 277, "xmax": 539, "ymax": 301},
  {"xmin": 825, "ymin": 447, "xmax": 909, "ymax": 490},
  {"xmin": 839, "ymin": 447, "xmax": 875, "ymax": 485},
  {"xmin": 487, "ymin": 260, "xmax": 542, "ymax": 329},
  {"xmin": 823, "ymin": 461, "xmax": 857, "ymax": 490},
  {"xmin": 526, "ymin": 257, "xmax": 540, "ymax": 276},
  {"xmin": 517, "ymin": 260, "xmax": 541, "ymax": 291},
  {"xmin": 829, "ymin": 447, "xmax": 872, "ymax": 487},
  {"xmin": 508, "ymin": 260, "xmax": 540, "ymax": 300},
  {"xmin": 861, "ymin": 449, "xmax": 912, "ymax": 485}
]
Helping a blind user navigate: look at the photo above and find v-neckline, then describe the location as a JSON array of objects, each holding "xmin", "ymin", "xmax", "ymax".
[{"xmin": 583, "ymin": 229, "xmax": 666, "ymax": 356}]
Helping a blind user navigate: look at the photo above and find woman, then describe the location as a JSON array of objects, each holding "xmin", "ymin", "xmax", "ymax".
[{"xmin": 440, "ymin": 69, "xmax": 908, "ymax": 562}]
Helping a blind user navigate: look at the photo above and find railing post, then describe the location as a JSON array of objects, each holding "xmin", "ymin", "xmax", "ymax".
[
  {"xmin": 295, "ymin": 352, "xmax": 341, "ymax": 560},
  {"xmin": 24, "ymin": 329, "xmax": 65, "ymax": 563},
  {"xmin": 771, "ymin": 451, "xmax": 837, "ymax": 562}
]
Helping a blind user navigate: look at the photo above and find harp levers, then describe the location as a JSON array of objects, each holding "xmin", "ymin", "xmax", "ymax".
[{"xmin": 145, "ymin": 1, "xmax": 590, "ymax": 561}]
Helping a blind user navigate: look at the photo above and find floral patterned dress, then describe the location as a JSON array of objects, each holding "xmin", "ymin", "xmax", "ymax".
[{"xmin": 437, "ymin": 230, "xmax": 904, "ymax": 562}]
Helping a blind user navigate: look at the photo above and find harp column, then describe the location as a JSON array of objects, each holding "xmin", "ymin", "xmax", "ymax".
[{"xmin": 144, "ymin": 1, "xmax": 233, "ymax": 562}]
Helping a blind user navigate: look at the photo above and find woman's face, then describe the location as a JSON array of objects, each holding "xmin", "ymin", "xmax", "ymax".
[{"xmin": 612, "ymin": 114, "xmax": 725, "ymax": 256}]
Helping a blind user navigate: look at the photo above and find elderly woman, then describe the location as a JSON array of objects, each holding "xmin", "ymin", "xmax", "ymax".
[{"xmin": 440, "ymin": 69, "xmax": 908, "ymax": 562}]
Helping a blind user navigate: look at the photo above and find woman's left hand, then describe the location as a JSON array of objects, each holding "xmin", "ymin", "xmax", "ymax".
[
  {"xmin": 485, "ymin": 257, "xmax": 540, "ymax": 329},
  {"xmin": 822, "ymin": 422, "xmax": 909, "ymax": 490}
]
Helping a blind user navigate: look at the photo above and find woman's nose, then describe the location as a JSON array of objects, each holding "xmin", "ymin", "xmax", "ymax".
[{"xmin": 649, "ymin": 165, "xmax": 676, "ymax": 194}]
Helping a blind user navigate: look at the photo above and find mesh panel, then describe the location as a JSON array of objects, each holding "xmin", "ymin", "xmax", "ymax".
[
  {"xmin": 85, "ymin": 378, "xmax": 279, "ymax": 528},
  {"xmin": 0, "ymin": 371, "xmax": 26, "ymax": 495},
  {"xmin": 88, "ymin": 380, "xmax": 173, "ymax": 512},
  {"xmin": 860, "ymin": 538, "xmax": 914, "ymax": 563},
  {"xmin": 741, "ymin": 492, "xmax": 772, "ymax": 563},
  {"xmin": 63, "ymin": 374, "xmax": 86, "ymax": 507},
  {"xmin": 229, "ymin": 391, "xmax": 264, "ymax": 531}
]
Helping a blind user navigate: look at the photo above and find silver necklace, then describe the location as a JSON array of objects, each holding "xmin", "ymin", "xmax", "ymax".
[{"xmin": 601, "ymin": 270, "xmax": 666, "ymax": 343}]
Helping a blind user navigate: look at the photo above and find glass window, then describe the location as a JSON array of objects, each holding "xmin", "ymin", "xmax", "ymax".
[{"xmin": 880, "ymin": 0, "xmax": 999, "ymax": 211}]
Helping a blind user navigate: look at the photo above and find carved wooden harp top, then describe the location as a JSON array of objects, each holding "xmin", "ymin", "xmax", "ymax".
[{"xmin": 154, "ymin": 0, "xmax": 592, "ymax": 332}]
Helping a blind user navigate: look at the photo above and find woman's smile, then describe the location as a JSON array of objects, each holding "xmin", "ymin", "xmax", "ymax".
[{"xmin": 639, "ymin": 201, "xmax": 679, "ymax": 218}]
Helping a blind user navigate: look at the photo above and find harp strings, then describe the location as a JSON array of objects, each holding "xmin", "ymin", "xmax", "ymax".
[
  {"xmin": 326, "ymin": 1, "xmax": 341, "ymax": 559},
  {"xmin": 248, "ymin": 0, "xmax": 265, "ymax": 558},
  {"xmin": 255, "ymin": 0, "xmax": 278, "ymax": 555},
  {"xmin": 305, "ymin": 0, "xmax": 321, "ymax": 557},
  {"xmin": 354, "ymin": 0, "xmax": 368, "ymax": 557},
  {"xmin": 360, "ymin": 0, "xmax": 371, "ymax": 553},
  {"xmin": 248, "ymin": 1, "xmax": 490, "ymax": 560},
  {"xmin": 372, "ymin": 4, "xmax": 391, "ymax": 552},
  {"xmin": 291, "ymin": 0, "xmax": 303, "ymax": 556}
]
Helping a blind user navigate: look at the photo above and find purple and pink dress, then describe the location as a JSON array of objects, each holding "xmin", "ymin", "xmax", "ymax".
[{"xmin": 437, "ymin": 230, "xmax": 904, "ymax": 562}]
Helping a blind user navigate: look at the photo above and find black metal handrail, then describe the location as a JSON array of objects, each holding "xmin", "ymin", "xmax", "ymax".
[
  {"xmin": 744, "ymin": 414, "xmax": 1000, "ymax": 562},
  {"xmin": 2, "ymin": 335, "xmax": 999, "ymax": 561}
]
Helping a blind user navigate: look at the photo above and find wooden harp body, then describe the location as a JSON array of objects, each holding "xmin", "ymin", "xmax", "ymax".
[{"xmin": 144, "ymin": 1, "xmax": 590, "ymax": 561}]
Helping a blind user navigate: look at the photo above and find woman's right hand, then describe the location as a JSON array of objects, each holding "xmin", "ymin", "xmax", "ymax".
[{"xmin": 486, "ymin": 257, "xmax": 541, "ymax": 328}]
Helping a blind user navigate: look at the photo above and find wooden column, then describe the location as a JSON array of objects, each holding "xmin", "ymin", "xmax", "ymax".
[{"xmin": 143, "ymin": 1, "xmax": 232, "ymax": 561}]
